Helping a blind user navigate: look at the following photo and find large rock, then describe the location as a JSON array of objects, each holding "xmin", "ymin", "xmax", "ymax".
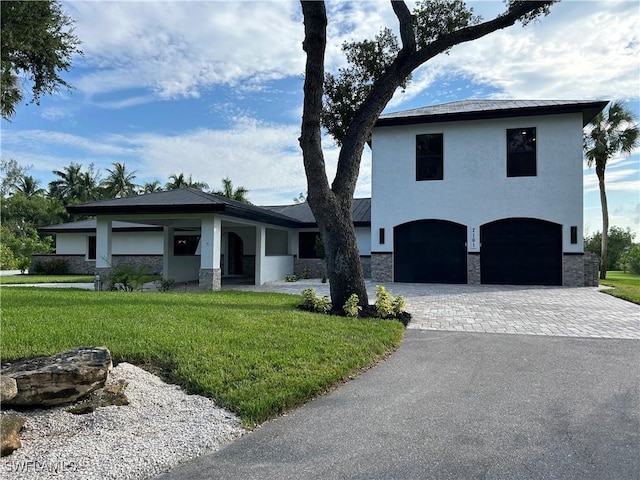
[
  {"xmin": 0, "ymin": 375, "xmax": 18, "ymax": 403},
  {"xmin": 67, "ymin": 379, "xmax": 129, "ymax": 415},
  {"xmin": 1, "ymin": 414, "xmax": 26, "ymax": 457},
  {"xmin": 1, "ymin": 347, "xmax": 112, "ymax": 407}
]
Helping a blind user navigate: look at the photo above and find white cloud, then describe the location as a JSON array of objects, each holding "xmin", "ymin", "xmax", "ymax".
[
  {"xmin": 67, "ymin": 1, "xmax": 305, "ymax": 101},
  {"xmin": 2, "ymin": 117, "xmax": 371, "ymax": 205}
]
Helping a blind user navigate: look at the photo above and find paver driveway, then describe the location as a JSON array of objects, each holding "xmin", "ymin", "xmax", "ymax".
[{"xmin": 229, "ymin": 281, "xmax": 639, "ymax": 339}]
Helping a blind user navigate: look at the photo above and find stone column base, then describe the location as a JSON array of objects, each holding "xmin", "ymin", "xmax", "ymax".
[{"xmin": 199, "ymin": 268, "xmax": 222, "ymax": 291}]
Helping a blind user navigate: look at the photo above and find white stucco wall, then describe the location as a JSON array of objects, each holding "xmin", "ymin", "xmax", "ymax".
[
  {"xmin": 260, "ymin": 255, "xmax": 294, "ymax": 284},
  {"xmin": 56, "ymin": 231, "xmax": 163, "ymax": 256},
  {"xmin": 355, "ymin": 227, "xmax": 371, "ymax": 255},
  {"xmin": 371, "ymin": 112, "xmax": 585, "ymax": 253}
]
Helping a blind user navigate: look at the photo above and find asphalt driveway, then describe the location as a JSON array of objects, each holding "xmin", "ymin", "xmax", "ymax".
[{"xmin": 159, "ymin": 283, "xmax": 639, "ymax": 480}]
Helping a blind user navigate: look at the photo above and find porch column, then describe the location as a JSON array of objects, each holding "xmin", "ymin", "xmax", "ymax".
[
  {"xmin": 95, "ymin": 217, "xmax": 112, "ymax": 290},
  {"xmin": 255, "ymin": 225, "xmax": 266, "ymax": 285},
  {"xmin": 162, "ymin": 226, "xmax": 174, "ymax": 281},
  {"xmin": 199, "ymin": 214, "xmax": 221, "ymax": 291}
]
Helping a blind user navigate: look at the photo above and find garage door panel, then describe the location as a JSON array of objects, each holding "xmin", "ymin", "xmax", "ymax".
[
  {"xmin": 394, "ymin": 220, "xmax": 467, "ymax": 284},
  {"xmin": 481, "ymin": 218, "xmax": 562, "ymax": 286}
]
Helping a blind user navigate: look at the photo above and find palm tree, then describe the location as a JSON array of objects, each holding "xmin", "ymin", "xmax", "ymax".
[
  {"xmin": 165, "ymin": 173, "xmax": 188, "ymax": 190},
  {"xmin": 165, "ymin": 173, "xmax": 209, "ymax": 191},
  {"xmin": 48, "ymin": 163, "xmax": 83, "ymax": 203},
  {"xmin": 14, "ymin": 175, "xmax": 45, "ymax": 197},
  {"xmin": 213, "ymin": 177, "xmax": 251, "ymax": 203},
  {"xmin": 48, "ymin": 162, "xmax": 103, "ymax": 205},
  {"xmin": 102, "ymin": 162, "xmax": 138, "ymax": 198},
  {"xmin": 584, "ymin": 100, "xmax": 639, "ymax": 279},
  {"xmin": 141, "ymin": 180, "xmax": 163, "ymax": 194}
]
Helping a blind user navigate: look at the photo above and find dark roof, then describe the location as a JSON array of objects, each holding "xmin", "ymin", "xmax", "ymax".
[
  {"xmin": 59, "ymin": 189, "xmax": 371, "ymax": 231},
  {"xmin": 38, "ymin": 220, "xmax": 162, "ymax": 234},
  {"xmin": 65, "ymin": 188, "xmax": 305, "ymax": 228},
  {"xmin": 375, "ymin": 100, "xmax": 609, "ymax": 128},
  {"xmin": 263, "ymin": 198, "xmax": 371, "ymax": 227}
]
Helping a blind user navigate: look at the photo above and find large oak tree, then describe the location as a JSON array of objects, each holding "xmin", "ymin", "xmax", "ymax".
[{"xmin": 299, "ymin": 0, "xmax": 556, "ymax": 310}]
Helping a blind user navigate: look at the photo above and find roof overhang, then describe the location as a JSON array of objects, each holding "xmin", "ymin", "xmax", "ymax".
[{"xmin": 375, "ymin": 100, "xmax": 609, "ymax": 128}]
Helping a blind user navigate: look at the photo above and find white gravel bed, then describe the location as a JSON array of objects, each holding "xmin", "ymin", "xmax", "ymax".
[{"xmin": 1, "ymin": 363, "xmax": 246, "ymax": 479}]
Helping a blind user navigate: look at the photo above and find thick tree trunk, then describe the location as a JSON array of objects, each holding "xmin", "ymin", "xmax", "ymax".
[
  {"xmin": 299, "ymin": 1, "xmax": 369, "ymax": 310},
  {"xmin": 597, "ymin": 165, "xmax": 609, "ymax": 279}
]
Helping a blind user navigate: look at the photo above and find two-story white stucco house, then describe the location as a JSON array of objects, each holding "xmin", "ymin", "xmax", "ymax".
[
  {"xmin": 370, "ymin": 99, "xmax": 605, "ymax": 287},
  {"xmin": 34, "ymin": 99, "xmax": 605, "ymax": 289}
]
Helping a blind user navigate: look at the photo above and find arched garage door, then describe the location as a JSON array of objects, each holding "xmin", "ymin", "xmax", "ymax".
[
  {"xmin": 481, "ymin": 218, "xmax": 562, "ymax": 285},
  {"xmin": 394, "ymin": 220, "xmax": 467, "ymax": 284}
]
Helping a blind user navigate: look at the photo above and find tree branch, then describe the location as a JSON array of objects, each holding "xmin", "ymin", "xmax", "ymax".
[{"xmin": 391, "ymin": 1, "xmax": 415, "ymax": 54}]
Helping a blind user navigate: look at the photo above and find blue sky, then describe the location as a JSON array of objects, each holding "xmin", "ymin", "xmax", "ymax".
[{"xmin": 2, "ymin": 0, "xmax": 639, "ymax": 236}]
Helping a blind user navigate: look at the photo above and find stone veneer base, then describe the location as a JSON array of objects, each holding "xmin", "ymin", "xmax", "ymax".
[{"xmin": 199, "ymin": 268, "xmax": 222, "ymax": 291}]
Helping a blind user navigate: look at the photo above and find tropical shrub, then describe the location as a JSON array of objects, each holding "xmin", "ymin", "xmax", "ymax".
[
  {"xmin": 31, "ymin": 257, "xmax": 69, "ymax": 275},
  {"xmin": 107, "ymin": 265, "xmax": 148, "ymax": 292},
  {"xmin": 343, "ymin": 293, "xmax": 361, "ymax": 318}
]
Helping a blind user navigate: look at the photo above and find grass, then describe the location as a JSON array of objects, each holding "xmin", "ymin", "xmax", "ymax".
[
  {"xmin": 0, "ymin": 288, "xmax": 405, "ymax": 427},
  {"xmin": 599, "ymin": 271, "xmax": 640, "ymax": 305},
  {"xmin": 0, "ymin": 274, "xmax": 95, "ymax": 284}
]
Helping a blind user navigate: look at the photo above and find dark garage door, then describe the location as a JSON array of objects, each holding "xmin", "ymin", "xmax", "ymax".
[
  {"xmin": 481, "ymin": 218, "xmax": 562, "ymax": 285},
  {"xmin": 394, "ymin": 220, "xmax": 467, "ymax": 284}
]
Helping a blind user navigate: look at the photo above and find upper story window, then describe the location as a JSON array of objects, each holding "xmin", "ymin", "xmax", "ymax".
[
  {"xmin": 416, "ymin": 133, "xmax": 444, "ymax": 181},
  {"xmin": 507, "ymin": 127, "xmax": 536, "ymax": 177}
]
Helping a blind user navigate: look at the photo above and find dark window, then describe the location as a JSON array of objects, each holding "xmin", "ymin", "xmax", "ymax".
[
  {"xmin": 299, "ymin": 232, "xmax": 321, "ymax": 259},
  {"xmin": 416, "ymin": 133, "xmax": 444, "ymax": 181},
  {"xmin": 174, "ymin": 235, "xmax": 200, "ymax": 255},
  {"xmin": 87, "ymin": 236, "xmax": 96, "ymax": 260},
  {"xmin": 379, "ymin": 228, "xmax": 385, "ymax": 245},
  {"xmin": 507, "ymin": 127, "xmax": 536, "ymax": 177}
]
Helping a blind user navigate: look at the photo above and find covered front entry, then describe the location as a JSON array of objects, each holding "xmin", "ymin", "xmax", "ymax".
[
  {"xmin": 394, "ymin": 219, "xmax": 467, "ymax": 284},
  {"xmin": 480, "ymin": 218, "xmax": 562, "ymax": 286}
]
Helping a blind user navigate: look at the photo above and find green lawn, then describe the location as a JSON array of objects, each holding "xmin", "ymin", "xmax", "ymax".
[
  {"xmin": 0, "ymin": 288, "xmax": 405, "ymax": 427},
  {"xmin": 0, "ymin": 274, "xmax": 95, "ymax": 284},
  {"xmin": 599, "ymin": 271, "xmax": 640, "ymax": 305}
]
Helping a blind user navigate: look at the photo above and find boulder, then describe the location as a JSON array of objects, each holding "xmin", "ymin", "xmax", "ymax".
[
  {"xmin": 1, "ymin": 347, "xmax": 112, "ymax": 407},
  {"xmin": 0, "ymin": 375, "xmax": 18, "ymax": 403},
  {"xmin": 67, "ymin": 379, "xmax": 129, "ymax": 415},
  {"xmin": 1, "ymin": 414, "xmax": 26, "ymax": 457}
]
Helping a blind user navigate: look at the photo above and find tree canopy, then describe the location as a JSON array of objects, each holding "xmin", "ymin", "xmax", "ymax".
[{"xmin": 1, "ymin": 0, "xmax": 82, "ymax": 120}]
